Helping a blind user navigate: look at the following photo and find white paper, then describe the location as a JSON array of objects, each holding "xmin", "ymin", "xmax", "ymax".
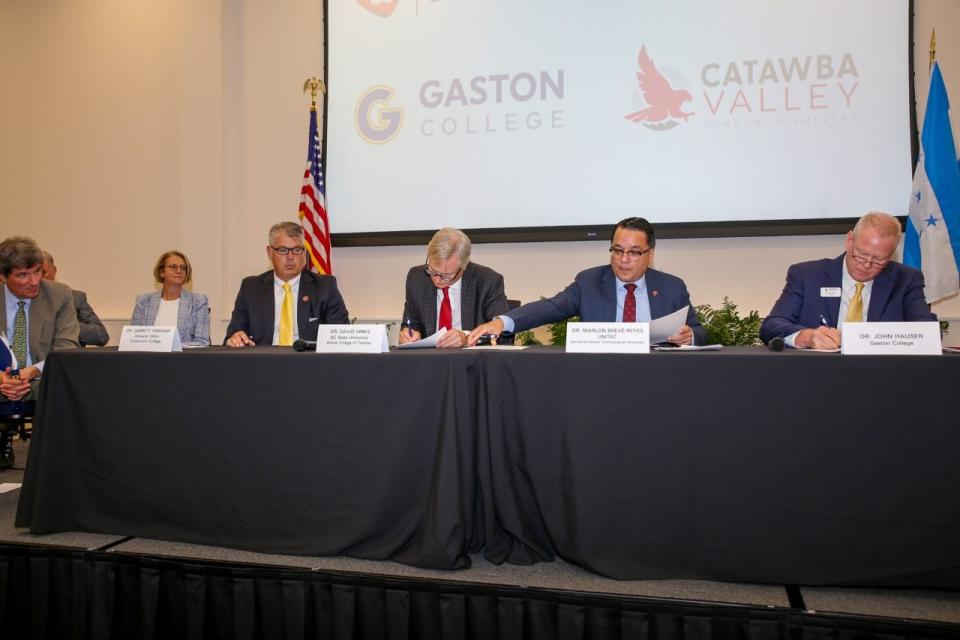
[
  {"xmin": 841, "ymin": 322, "xmax": 941, "ymax": 356},
  {"xmin": 653, "ymin": 344, "xmax": 723, "ymax": 351},
  {"xmin": 118, "ymin": 326, "xmax": 182, "ymax": 352},
  {"xmin": 395, "ymin": 328, "xmax": 447, "ymax": 349},
  {"xmin": 650, "ymin": 306, "xmax": 689, "ymax": 343},
  {"xmin": 0, "ymin": 483, "xmax": 21, "ymax": 494},
  {"xmin": 464, "ymin": 345, "xmax": 529, "ymax": 351},
  {"xmin": 316, "ymin": 324, "xmax": 389, "ymax": 353}
]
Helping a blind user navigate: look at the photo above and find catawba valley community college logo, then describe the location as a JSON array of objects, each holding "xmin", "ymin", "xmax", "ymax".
[{"xmin": 624, "ymin": 46, "xmax": 694, "ymax": 131}]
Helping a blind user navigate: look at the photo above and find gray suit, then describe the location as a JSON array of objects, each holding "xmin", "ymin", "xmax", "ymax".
[
  {"xmin": 132, "ymin": 290, "xmax": 211, "ymax": 346},
  {"xmin": 0, "ymin": 280, "xmax": 80, "ymax": 400},
  {"xmin": 72, "ymin": 289, "xmax": 109, "ymax": 346},
  {"xmin": 401, "ymin": 262, "xmax": 509, "ymax": 335}
]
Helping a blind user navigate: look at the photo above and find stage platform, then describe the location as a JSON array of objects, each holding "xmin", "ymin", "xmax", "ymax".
[{"xmin": 2, "ymin": 437, "xmax": 958, "ymax": 639}]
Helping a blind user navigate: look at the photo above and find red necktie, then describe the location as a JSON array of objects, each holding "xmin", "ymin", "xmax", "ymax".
[
  {"xmin": 623, "ymin": 283, "xmax": 637, "ymax": 322},
  {"xmin": 438, "ymin": 287, "xmax": 452, "ymax": 331}
]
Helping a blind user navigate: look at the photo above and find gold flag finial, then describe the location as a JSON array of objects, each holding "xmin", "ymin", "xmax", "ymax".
[
  {"xmin": 929, "ymin": 30, "xmax": 936, "ymax": 73},
  {"xmin": 303, "ymin": 77, "xmax": 326, "ymax": 111}
]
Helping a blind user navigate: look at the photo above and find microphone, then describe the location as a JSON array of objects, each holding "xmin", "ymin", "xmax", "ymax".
[
  {"xmin": 292, "ymin": 339, "xmax": 317, "ymax": 352},
  {"xmin": 767, "ymin": 336, "xmax": 785, "ymax": 352}
]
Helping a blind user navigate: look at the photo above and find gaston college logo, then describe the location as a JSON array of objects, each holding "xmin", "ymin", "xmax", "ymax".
[
  {"xmin": 624, "ymin": 46, "xmax": 694, "ymax": 131},
  {"xmin": 357, "ymin": 0, "xmax": 399, "ymax": 18},
  {"xmin": 355, "ymin": 86, "xmax": 404, "ymax": 144}
]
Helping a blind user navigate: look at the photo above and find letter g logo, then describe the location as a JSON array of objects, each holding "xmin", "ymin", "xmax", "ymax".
[{"xmin": 355, "ymin": 86, "xmax": 404, "ymax": 144}]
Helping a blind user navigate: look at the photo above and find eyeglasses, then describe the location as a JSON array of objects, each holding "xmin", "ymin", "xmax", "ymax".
[
  {"xmin": 609, "ymin": 246, "xmax": 652, "ymax": 261},
  {"xmin": 850, "ymin": 247, "xmax": 891, "ymax": 269},
  {"xmin": 164, "ymin": 264, "xmax": 188, "ymax": 272},
  {"xmin": 271, "ymin": 246, "xmax": 306, "ymax": 256},
  {"xmin": 424, "ymin": 262, "xmax": 462, "ymax": 283}
]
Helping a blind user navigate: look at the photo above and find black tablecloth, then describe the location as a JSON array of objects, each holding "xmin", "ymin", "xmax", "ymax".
[
  {"xmin": 478, "ymin": 348, "xmax": 960, "ymax": 587},
  {"xmin": 15, "ymin": 346, "xmax": 960, "ymax": 586},
  {"xmin": 16, "ymin": 347, "xmax": 481, "ymax": 569}
]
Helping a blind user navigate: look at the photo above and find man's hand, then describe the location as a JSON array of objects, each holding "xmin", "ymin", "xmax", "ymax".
[
  {"xmin": 796, "ymin": 326, "xmax": 841, "ymax": 350},
  {"xmin": 436, "ymin": 328, "xmax": 467, "ymax": 349},
  {"xmin": 226, "ymin": 330, "xmax": 256, "ymax": 347},
  {"xmin": 467, "ymin": 318, "xmax": 505, "ymax": 346},
  {"xmin": 667, "ymin": 324, "xmax": 694, "ymax": 346},
  {"xmin": 398, "ymin": 327, "xmax": 422, "ymax": 345},
  {"xmin": 1, "ymin": 366, "xmax": 35, "ymax": 401}
]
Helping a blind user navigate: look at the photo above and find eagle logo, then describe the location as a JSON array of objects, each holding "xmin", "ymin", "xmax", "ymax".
[{"xmin": 624, "ymin": 46, "xmax": 694, "ymax": 131}]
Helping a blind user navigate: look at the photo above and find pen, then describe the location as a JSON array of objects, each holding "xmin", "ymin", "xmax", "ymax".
[
  {"xmin": 819, "ymin": 315, "xmax": 830, "ymax": 328},
  {"xmin": 404, "ymin": 317, "xmax": 414, "ymax": 337}
]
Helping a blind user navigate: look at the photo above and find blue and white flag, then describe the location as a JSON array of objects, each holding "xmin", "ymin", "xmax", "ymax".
[{"xmin": 904, "ymin": 62, "xmax": 960, "ymax": 303}]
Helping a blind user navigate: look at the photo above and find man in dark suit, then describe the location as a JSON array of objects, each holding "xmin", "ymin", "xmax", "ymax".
[
  {"xmin": 225, "ymin": 221, "xmax": 350, "ymax": 347},
  {"xmin": 398, "ymin": 227, "xmax": 508, "ymax": 348},
  {"xmin": 41, "ymin": 251, "xmax": 109, "ymax": 347},
  {"xmin": 760, "ymin": 211, "xmax": 936, "ymax": 349},
  {"xmin": 0, "ymin": 237, "xmax": 80, "ymax": 468},
  {"xmin": 467, "ymin": 217, "xmax": 705, "ymax": 345}
]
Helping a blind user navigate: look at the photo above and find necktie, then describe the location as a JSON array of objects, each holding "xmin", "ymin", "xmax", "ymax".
[
  {"xmin": 11, "ymin": 300, "xmax": 27, "ymax": 368},
  {"xmin": 623, "ymin": 283, "xmax": 637, "ymax": 322},
  {"xmin": 438, "ymin": 287, "xmax": 452, "ymax": 331},
  {"xmin": 279, "ymin": 283, "xmax": 294, "ymax": 346},
  {"xmin": 845, "ymin": 282, "xmax": 864, "ymax": 323}
]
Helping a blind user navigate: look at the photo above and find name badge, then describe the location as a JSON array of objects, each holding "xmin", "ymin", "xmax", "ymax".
[
  {"xmin": 315, "ymin": 324, "xmax": 389, "ymax": 353},
  {"xmin": 820, "ymin": 287, "xmax": 841, "ymax": 297},
  {"xmin": 118, "ymin": 325, "xmax": 183, "ymax": 352},
  {"xmin": 841, "ymin": 322, "xmax": 941, "ymax": 355},
  {"xmin": 566, "ymin": 322, "xmax": 650, "ymax": 354}
]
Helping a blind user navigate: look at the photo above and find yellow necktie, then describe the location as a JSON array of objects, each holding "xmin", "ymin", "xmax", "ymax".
[
  {"xmin": 279, "ymin": 282, "xmax": 294, "ymax": 346},
  {"xmin": 845, "ymin": 282, "xmax": 864, "ymax": 323}
]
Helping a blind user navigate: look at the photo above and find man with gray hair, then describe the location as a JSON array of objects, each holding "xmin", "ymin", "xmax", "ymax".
[
  {"xmin": 0, "ymin": 236, "xmax": 79, "ymax": 469},
  {"xmin": 225, "ymin": 221, "xmax": 349, "ymax": 347},
  {"xmin": 760, "ymin": 211, "xmax": 937, "ymax": 349},
  {"xmin": 398, "ymin": 227, "xmax": 509, "ymax": 348},
  {"xmin": 41, "ymin": 251, "xmax": 109, "ymax": 347}
]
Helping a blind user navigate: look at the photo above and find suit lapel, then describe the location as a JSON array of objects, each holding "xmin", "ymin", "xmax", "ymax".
[
  {"xmin": 28, "ymin": 285, "xmax": 50, "ymax": 361},
  {"xmin": 297, "ymin": 271, "xmax": 313, "ymax": 336},
  {"xmin": 867, "ymin": 266, "xmax": 894, "ymax": 321},
  {"xmin": 176, "ymin": 291, "xmax": 189, "ymax": 330},
  {"xmin": 822, "ymin": 256, "xmax": 844, "ymax": 324},
  {"xmin": 421, "ymin": 273, "xmax": 438, "ymax": 334},
  {"xmin": 645, "ymin": 270, "xmax": 664, "ymax": 320},
  {"xmin": 260, "ymin": 272, "xmax": 276, "ymax": 341},
  {"xmin": 0, "ymin": 285, "xmax": 7, "ymax": 336},
  {"xmin": 460, "ymin": 265, "xmax": 476, "ymax": 329},
  {"xmin": 600, "ymin": 268, "xmax": 617, "ymax": 321}
]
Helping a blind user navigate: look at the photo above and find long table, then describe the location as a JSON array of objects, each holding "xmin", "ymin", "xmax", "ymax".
[{"xmin": 16, "ymin": 347, "xmax": 960, "ymax": 587}]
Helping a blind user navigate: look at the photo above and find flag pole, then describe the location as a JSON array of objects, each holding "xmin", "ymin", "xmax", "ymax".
[
  {"xmin": 929, "ymin": 29, "xmax": 936, "ymax": 73},
  {"xmin": 303, "ymin": 77, "xmax": 326, "ymax": 111}
]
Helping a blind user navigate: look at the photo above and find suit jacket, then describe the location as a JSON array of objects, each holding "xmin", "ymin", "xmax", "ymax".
[
  {"xmin": 401, "ymin": 262, "xmax": 509, "ymax": 335},
  {"xmin": 508, "ymin": 265, "xmax": 707, "ymax": 344},
  {"xmin": 72, "ymin": 289, "xmax": 109, "ymax": 346},
  {"xmin": 759, "ymin": 254, "xmax": 937, "ymax": 343},
  {"xmin": 224, "ymin": 269, "xmax": 350, "ymax": 345},
  {"xmin": 132, "ymin": 290, "xmax": 211, "ymax": 346},
  {"xmin": 0, "ymin": 280, "xmax": 80, "ymax": 367}
]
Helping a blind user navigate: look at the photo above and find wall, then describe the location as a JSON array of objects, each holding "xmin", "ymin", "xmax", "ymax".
[{"xmin": 1, "ymin": 0, "xmax": 958, "ymax": 345}]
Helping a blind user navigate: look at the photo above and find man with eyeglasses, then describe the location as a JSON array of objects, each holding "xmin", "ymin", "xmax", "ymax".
[
  {"xmin": 467, "ymin": 217, "xmax": 705, "ymax": 346},
  {"xmin": 224, "ymin": 221, "xmax": 350, "ymax": 347},
  {"xmin": 398, "ymin": 227, "xmax": 509, "ymax": 348},
  {"xmin": 760, "ymin": 212, "xmax": 936, "ymax": 350},
  {"xmin": 0, "ymin": 236, "xmax": 79, "ymax": 469}
]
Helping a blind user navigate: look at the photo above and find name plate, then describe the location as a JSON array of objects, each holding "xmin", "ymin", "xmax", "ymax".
[
  {"xmin": 566, "ymin": 322, "xmax": 650, "ymax": 353},
  {"xmin": 118, "ymin": 325, "xmax": 182, "ymax": 352},
  {"xmin": 315, "ymin": 324, "xmax": 389, "ymax": 353},
  {"xmin": 841, "ymin": 322, "xmax": 941, "ymax": 356}
]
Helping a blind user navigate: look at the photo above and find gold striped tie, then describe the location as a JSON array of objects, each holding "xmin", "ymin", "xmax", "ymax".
[
  {"xmin": 279, "ymin": 283, "xmax": 294, "ymax": 346},
  {"xmin": 845, "ymin": 282, "xmax": 865, "ymax": 323}
]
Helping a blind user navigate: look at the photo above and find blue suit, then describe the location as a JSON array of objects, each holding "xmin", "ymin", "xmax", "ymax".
[
  {"xmin": 760, "ymin": 255, "xmax": 936, "ymax": 344},
  {"xmin": 508, "ymin": 265, "xmax": 706, "ymax": 344}
]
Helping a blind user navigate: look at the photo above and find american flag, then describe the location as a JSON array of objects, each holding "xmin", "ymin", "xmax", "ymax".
[{"xmin": 299, "ymin": 107, "xmax": 332, "ymax": 274}]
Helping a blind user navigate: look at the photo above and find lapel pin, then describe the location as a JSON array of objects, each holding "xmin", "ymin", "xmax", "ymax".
[
  {"xmin": 652, "ymin": 290, "xmax": 659, "ymax": 296},
  {"xmin": 302, "ymin": 296, "xmax": 310, "ymax": 302}
]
